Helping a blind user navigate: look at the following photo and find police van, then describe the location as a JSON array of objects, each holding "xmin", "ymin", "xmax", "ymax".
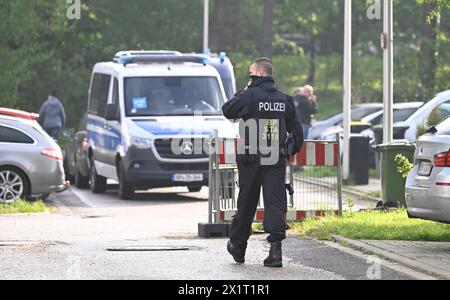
[
  {"xmin": 86, "ymin": 51, "xmax": 237, "ymax": 199},
  {"xmin": 202, "ymin": 52, "xmax": 236, "ymax": 100}
]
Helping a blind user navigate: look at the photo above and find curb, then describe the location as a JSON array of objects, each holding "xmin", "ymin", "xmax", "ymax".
[{"xmin": 332, "ymin": 235, "xmax": 448, "ymax": 280}]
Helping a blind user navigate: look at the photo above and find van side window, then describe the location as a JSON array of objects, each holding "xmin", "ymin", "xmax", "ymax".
[
  {"xmin": 89, "ymin": 73, "xmax": 111, "ymax": 116},
  {"xmin": 0, "ymin": 126, "xmax": 34, "ymax": 144}
]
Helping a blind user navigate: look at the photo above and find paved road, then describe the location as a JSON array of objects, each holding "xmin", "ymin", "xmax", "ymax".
[{"xmin": 0, "ymin": 185, "xmax": 415, "ymax": 280}]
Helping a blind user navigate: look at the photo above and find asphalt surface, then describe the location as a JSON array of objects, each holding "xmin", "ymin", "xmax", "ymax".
[{"xmin": 0, "ymin": 185, "xmax": 415, "ymax": 280}]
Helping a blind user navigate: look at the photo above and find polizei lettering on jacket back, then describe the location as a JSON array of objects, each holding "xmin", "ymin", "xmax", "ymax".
[{"xmin": 258, "ymin": 101, "xmax": 286, "ymax": 112}]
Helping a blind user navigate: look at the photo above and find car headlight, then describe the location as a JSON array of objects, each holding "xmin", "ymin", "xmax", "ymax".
[{"xmin": 130, "ymin": 136, "xmax": 152, "ymax": 149}]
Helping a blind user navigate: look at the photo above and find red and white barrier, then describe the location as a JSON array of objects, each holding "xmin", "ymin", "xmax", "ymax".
[
  {"xmin": 292, "ymin": 141, "xmax": 339, "ymax": 167},
  {"xmin": 218, "ymin": 139, "xmax": 339, "ymax": 167},
  {"xmin": 220, "ymin": 209, "xmax": 339, "ymax": 223}
]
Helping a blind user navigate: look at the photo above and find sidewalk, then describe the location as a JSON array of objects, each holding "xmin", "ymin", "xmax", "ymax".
[
  {"xmin": 334, "ymin": 236, "xmax": 450, "ymax": 279},
  {"xmin": 343, "ymin": 178, "xmax": 382, "ymax": 203}
]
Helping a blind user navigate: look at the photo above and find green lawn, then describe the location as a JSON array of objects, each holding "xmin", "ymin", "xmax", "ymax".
[
  {"xmin": 0, "ymin": 200, "xmax": 51, "ymax": 215},
  {"xmin": 292, "ymin": 209, "xmax": 450, "ymax": 242}
]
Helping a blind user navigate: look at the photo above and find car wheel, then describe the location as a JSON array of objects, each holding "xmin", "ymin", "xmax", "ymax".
[
  {"xmin": 118, "ymin": 162, "xmax": 134, "ymax": 200},
  {"xmin": 63, "ymin": 156, "xmax": 74, "ymax": 183},
  {"xmin": 89, "ymin": 159, "xmax": 106, "ymax": 194},
  {"xmin": 0, "ymin": 167, "xmax": 29, "ymax": 204},
  {"xmin": 187, "ymin": 186, "xmax": 202, "ymax": 193},
  {"xmin": 75, "ymin": 163, "xmax": 89, "ymax": 189}
]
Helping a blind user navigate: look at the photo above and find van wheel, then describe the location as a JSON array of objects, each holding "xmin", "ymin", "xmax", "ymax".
[
  {"xmin": 0, "ymin": 167, "xmax": 29, "ymax": 204},
  {"xmin": 188, "ymin": 186, "xmax": 202, "ymax": 193},
  {"xmin": 75, "ymin": 163, "xmax": 89, "ymax": 189},
  {"xmin": 90, "ymin": 159, "xmax": 106, "ymax": 194},
  {"xmin": 118, "ymin": 162, "xmax": 134, "ymax": 200}
]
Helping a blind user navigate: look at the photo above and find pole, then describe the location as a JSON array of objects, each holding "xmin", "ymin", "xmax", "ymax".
[
  {"xmin": 343, "ymin": 0, "xmax": 352, "ymax": 180},
  {"xmin": 383, "ymin": 0, "xmax": 394, "ymax": 144},
  {"xmin": 203, "ymin": 0, "xmax": 210, "ymax": 52},
  {"xmin": 336, "ymin": 134, "xmax": 343, "ymax": 217}
]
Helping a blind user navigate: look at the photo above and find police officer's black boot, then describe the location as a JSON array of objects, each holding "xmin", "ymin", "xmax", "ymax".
[
  {"xmin": 227, "ymin": 240, "xmax": 246, "ymax": 264},
  {"xmin": 263, "ymin": 242, "xmax": 283, "ymax": 268}
]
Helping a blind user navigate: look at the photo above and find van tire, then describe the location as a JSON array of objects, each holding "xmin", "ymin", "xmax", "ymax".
[
  {"xmin": 75, "ymin": 163, "xmax": 89, "ymax": 189},
  {"xmin": 90, "ymin": 159, "xmax": 106, "ymax": 194},
  {"xmin": 118, "ymin": 162, "xmax": 134, "ymax": 200}
]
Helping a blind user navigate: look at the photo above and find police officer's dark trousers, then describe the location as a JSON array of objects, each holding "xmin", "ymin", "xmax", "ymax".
[{"xmin": 229, "ymin": 155, "xmax": 287, "ymax": 249}]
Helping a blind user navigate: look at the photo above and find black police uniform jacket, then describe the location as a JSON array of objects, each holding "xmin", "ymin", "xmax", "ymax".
[{"xmin": 222, "ymin": 76, "xmax": 304, "ymax": 160}]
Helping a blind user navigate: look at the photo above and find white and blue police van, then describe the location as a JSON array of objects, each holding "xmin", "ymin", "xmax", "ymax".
[
  {"xmin": 86, "ymin": 51, "xmax": 237, "ymax": 199},
  {"xmin": 200, "ymin": 51, "xmax": 236, "ymax": 100}
]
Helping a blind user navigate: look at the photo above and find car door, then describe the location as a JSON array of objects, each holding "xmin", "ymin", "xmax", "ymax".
[
  {"xmin": 0, "ymin": 124, "xmax": 37, "ymax": 173},
  {"xmin": 87, "ymin": 73, "xmax": 114, "ymax": 177},
  {"xmin": 103, "ymin": 77, "xmax": 122, "ymax": 167}
]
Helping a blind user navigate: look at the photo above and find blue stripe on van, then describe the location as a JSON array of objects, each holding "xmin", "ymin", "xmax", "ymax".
[{"xmin": 135, "ymin": 122, "xmax": 213, "ymax": 136}]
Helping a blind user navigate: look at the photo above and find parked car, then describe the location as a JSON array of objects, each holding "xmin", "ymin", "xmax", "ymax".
[
  {"xmin": 63, "ymin": 114, "xmax": 90, "ymax": 189},
  {"xmin": 371, "ymin": 90, "xmax": 450, "ymax": 142},
  {"xmin": 86, "ymin": 51, "xmax": 237, "ymax": 199},
  {"xmin": 405, "ymin": 116, "xmax": 450, "ymax": 224},
  {"xmin": 319, "ymin": 102, "xmax": 424, "ymax": 168},
  {"xmin": 355, "ymin": 102, "xmax": 424, "ymax": 144},
  {"xmin": 309, "ymin": 103, "xmax": 383, "ymax": 140},
  {"xmin": 0, "ymin": 108, "xmax": 67, "ymax": 203}
]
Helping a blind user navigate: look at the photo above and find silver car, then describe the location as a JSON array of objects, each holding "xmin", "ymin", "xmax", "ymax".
[
  {"xmin": 0, "ymin": 108, "xmax": 66, "ymax": 203},
  {"xmin": 405, "ymin": 117, "xmax": 450, "ymax": 224}
]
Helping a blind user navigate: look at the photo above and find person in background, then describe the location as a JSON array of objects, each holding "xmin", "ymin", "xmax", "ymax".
[
  {"xmin": 293, "ymin": 85, "xmax": 317, "ymax": 140},
  {"xmin": 39, "ymin": 90, "xmax": 66, "ymax": 141}
]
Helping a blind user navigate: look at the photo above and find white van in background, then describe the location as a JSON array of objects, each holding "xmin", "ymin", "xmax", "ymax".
[{"xmin": 86, "ymin": 51, "xmax": 237, "ymax": 199}]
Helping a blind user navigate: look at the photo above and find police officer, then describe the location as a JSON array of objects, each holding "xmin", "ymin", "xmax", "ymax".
[{"xmin": 222, "ymin": 57, "xmax": 303, "ymax": 268}]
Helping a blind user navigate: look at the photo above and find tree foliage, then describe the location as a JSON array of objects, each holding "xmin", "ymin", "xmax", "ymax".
[{"xmin": 0, "ymin": 0, "xmax": 448, "ymax": 126}]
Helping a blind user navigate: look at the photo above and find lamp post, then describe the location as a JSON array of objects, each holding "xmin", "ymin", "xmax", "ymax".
[{"xmin": 343, "ymin": 0, "xmax": 352, "ymax": 180}]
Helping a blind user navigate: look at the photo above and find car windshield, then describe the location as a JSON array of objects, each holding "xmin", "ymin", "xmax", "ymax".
[
  {"xmin": 374, "ymin": 107, "xmax": 421, "ymax": 125},
  {"xmin": 319, "ymin": 106, "xmax": 382, "ymax": 123},
  {"xmin": 352, "ymin": 106, "xmax": 382, "ymax": 120},
  {"xmin": 124, "ymin": 76, "xmax": 225, "ymax": 116}
]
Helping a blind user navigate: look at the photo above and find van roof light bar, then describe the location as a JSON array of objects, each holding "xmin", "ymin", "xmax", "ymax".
[{"xmin": 114, "ymin": 52, "xmax": 209, "ymax": 66}]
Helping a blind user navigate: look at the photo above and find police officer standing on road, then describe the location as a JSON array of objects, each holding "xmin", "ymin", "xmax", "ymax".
[{"xmin": 222, "ymin": 58, "xmax": 303, "ymax": 268}]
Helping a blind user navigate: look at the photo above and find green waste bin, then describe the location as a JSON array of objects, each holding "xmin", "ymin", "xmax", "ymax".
[{"xmin": 377, "ymin": 142, "xmax": 415, "ymax": 207}]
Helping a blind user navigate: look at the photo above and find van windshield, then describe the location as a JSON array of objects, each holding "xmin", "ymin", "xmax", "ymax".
[{"xmin": 124, "ymin": 76, "xmax": 225, "ymax": 116}]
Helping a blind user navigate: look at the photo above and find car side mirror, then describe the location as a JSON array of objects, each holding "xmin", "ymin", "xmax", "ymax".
[{"xmin": 105, "ymin": 104, "xmax": 120, "ymax": 121}]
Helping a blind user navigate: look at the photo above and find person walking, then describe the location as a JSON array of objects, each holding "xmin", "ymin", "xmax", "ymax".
[
  {"xmin": 222, "ymin": 57, "xmax": 303, "ymax": 268},
  {"xmin": 38, "ymin": 90, "xmax": 66, "ymax": 141}
]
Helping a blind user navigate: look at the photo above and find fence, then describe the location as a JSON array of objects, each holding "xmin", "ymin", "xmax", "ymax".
[{"xmin": 206, "ymin": 130, "xmax": 342, "ymax": 227}]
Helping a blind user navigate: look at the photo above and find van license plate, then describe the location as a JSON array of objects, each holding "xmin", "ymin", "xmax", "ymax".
[
  {"xmin": 418, "ymin": 162, "xmax": 433, "ymax": 177},
  {"xmin": 172, "ymin": 174, "xmax": 203, "ymax": 182}
]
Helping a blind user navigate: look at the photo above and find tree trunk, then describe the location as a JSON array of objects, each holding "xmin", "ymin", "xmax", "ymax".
[
  {"xmin": 419, "ymin": 3, "xmax": 438, "ymax": 97},
  {"xmin": 259, "ymin": 0, "xmax": 275, "ymax": 58},
  {"xmin": 306, "ymin": 37, "xmax": 316, "ymax": 85},
  {"xmin": 211, "ymin": 0, "xmax": 241, "ymax": 53}
]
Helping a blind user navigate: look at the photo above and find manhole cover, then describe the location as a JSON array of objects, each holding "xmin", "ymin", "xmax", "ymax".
[{"xmin": 106, "ymin": 246, "xmax": 200, "ymax": 252}]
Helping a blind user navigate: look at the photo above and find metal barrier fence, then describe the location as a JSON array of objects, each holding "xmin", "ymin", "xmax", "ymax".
[{"xmin": 206, "ymin": 130, "xmax": 342, "ymax": 226}]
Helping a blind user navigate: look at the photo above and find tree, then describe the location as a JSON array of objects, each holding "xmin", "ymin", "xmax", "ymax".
[
  {"xmin": 259, "ymin": 0, "xmax": 275, "ymax": 58},
  {"xmin": 211, "ymin": 0, "xmax": 241, "ymax": 53}
]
